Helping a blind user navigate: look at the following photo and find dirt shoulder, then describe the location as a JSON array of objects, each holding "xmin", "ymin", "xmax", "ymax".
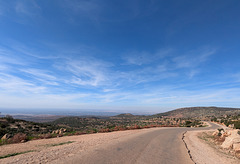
[
  {"xmin": 0, "ymin": 127, "xmax": 166, "ymax": 164},
  {"xmin": 185, "ymin": 130, "xmax": 240, "ymax": 164}
]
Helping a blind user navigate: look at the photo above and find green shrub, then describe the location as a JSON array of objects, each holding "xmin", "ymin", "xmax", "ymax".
[
  {"xmin": 233, "ymin": 121, "xmax": 240, "ymax": 129},
  {"xmin": 0, "ymin": 128, "xmax": 7, "ymax": 138},
  {"xmin": 5, "ymin": 115, "xmax": 15, "ymax": 123},
  {"xmin": 27, "ymin": 136, "xmax": 34, "ymax": 140}
]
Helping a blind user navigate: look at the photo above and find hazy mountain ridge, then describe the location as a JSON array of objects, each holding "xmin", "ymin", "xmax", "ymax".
[
  {"xmin": 110, "ymin": 113, "xmax": 146, "ymax": 119},
  {"xmin": 153, "ymin": 107, "xmax": 240, "ymax": 118}
]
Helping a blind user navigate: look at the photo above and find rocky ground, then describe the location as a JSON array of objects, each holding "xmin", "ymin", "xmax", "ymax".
[{"xmin": 185, "ymin": 129, "xmax": 240, "ymax": 164}]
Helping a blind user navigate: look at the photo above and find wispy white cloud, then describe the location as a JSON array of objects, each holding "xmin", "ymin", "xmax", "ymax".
[
  {"xmin": 102, "ymin": 88, "xmax": 117, "ymax": 93},
  {"xmin": 0, "ymin": 47, "xmax": 28, "ymax": 66},
  {"xmin": 20, "ymin": 69, "xmax": 59, "ymax": 86},
  {"xmin": 20, "ymin": 69, "xmax": 56, "ymax": 81},
  {"xmin": 59, "ymin": 0, "xmax": 161, "ymax": 24},
  {"xmin": 123, "ymin": 51, "xmax": 151, "ymax": 66},
  {"xmin": 0, "ymin": 40, "xmax": 234, "ymax": 111},
  {"xmin": 0, "ymin": 2, "xmax": 5, "ymax": 16},
  {"xmin": 59, "ymin": 0, "xmax": 102, "ymax": 24},
  {"xmin": 65, "ymin": 0, "xmax": 100, "ymax": 15},
  {"xmin": 115, "ymin": 65, "xmax": 176, "ymax": 86},
  {"xmin": 123, "ymin": 49, "xmax": 172, "ymax": 66},
  {"xmin": 0, "ymin": 93, "xmax": 88, "ymax": 109},
  {"xmin": 231, "ymin": 73, "xmax": 240, "ymax": 82},
  {"xmin": 0, "ymin": 0, "xmax": 42, "ymax": 24},
  {"xmin": 188, "ymin": 69, "xmax": 199, "ymax": 79},
  {"xmin": 173, "ymin": 48, "xmax": 216, "ymax": 68},
  {"xmin": 137, "ymin": 87, "xmax": 240, "ymax": 108},
  {"xmin": 58, "ymin": 57, "xmax": 112, "ymax": 87},
  {"xmin": 14, "ymin": 0, "xmax": 41, "ymax": 17},
  {"xmin": 0, "ymin": 42, "xmax": 113, "ymax": 89},
  {"xmin": 0, "ymin": 73, "xmax": 46, "ymax": 94},
  {"xmin": 1, "ymin": 86, "xmax": 239, "ymax": 111},
  {"xmin": 170, "ymin": 48, "xmax": 216, "ymax": 78},
  {"xmin": 0, "ymin": 65, "xmax": 8, "ymax": 71},
  {"xmin": 0, "ymin": 43, "xmax": 216, "ymax": 90},
  {"xmin": 120, "ymin": 47, "xmax": 215, "ymax": 83}
]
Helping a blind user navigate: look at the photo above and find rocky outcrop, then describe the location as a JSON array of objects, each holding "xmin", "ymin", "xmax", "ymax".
[
  {"xmin": 1, "ymin": 133, "xmax": 11, "ymax": 140},
  {"xmin": 51, "ymin": 128, "xmax": 67, "ymax": 134},
  {"xmin": 221, "ymin": 130, "xmax": 240, "ymax": 149},
  {"xmin": 212, "ymin": 129, "xmax": 240, "ymax": 157}
]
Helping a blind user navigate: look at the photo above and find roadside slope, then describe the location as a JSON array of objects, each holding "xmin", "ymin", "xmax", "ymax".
[{"xmin": 185, "ymin": 130, "xmax": 239, "ymax": 164}]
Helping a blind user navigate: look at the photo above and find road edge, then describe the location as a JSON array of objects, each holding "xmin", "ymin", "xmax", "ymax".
[{"xmin": 182, "ymin": 131, "xmax": 196, "ymax": 164}]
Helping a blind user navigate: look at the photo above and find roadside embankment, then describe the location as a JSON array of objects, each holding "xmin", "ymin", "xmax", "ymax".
[{"xmin": 184, "ymin": 130, "xmax": 240, "ymax": 164}]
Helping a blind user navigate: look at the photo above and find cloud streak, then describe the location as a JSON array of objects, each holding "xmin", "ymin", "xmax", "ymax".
[
  {"xmin": 122, "ymin": 49, "xmax": 172, "ymax": 66},
  {"xmin": 173, "ymin": 48, "xmax": 216, "ymax": 68},
  {"xmin": 0, "ymin": 40, "xmax": 234, "ymax": 111}
]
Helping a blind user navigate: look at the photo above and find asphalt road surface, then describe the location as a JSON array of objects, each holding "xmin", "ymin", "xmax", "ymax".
[{"xmin": 60, "ymin": 122, "xmax": 220, "ymax": 164}]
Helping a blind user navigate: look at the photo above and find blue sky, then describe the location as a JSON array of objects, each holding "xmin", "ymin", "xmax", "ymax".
[{"xmin": 0, "ymin": 0, "xmax": 240, "ymax": 113}]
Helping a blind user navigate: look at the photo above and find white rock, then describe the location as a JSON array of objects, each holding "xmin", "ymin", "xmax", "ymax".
[
  {"xmin": 212, "ymin": 131, "xmax": 218, "ymax": 136},
  {"xmin": 221, "ymin": 130, "xmax": 240, "ymax": 149},
  {"xmin": 1, "ymin": 133, "xmax": 10, "ymax": 140},
  {"xmin": 233, "ymin": 143, "xmax": 240, "ymax": 151}
]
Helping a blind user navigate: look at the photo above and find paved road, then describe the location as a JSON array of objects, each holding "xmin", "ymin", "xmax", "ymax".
[{"xmin": 62, "ymin": 122, "xmax": 220, "ymax": 164}]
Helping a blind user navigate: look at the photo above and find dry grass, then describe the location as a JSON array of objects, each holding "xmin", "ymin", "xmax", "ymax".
[
  {"xmin": 46, "ymin": 141, "xmax": 75, "ymax": 147},
  {"xmin": 0, "ymin": 150, "xmax": 34, "ymax": 159}
]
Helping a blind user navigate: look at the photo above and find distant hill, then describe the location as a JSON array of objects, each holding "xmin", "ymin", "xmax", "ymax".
[
  {"xmin": 50, "ymin": 114, "xmax": 146, "ymax": 130},
  {"xmin": 153, "ymin": 107, "xmax": 240, "ymax": 118},
  {"xmin": 110, "ymin": 113, "xmax": 145, "ymax": 119},
  {"xmin": 50, "ymin": 107, "xmax": 240, "ymax": 129},
  {"xmin": 11, "ymin": 115, "xmax": 66, "ymax": 123},
  {"xmin": 114, "ymin": 113, "xmax": 134, "ymax": 117},
  {"xmin": 49, "ymin": 116, "xmax": 103, "ymax": 129}
]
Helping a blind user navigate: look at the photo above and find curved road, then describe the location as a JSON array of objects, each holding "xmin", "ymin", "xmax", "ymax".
[{"xmin": 59, "ymin": 122, "xmax": 220, "ymax": 164}]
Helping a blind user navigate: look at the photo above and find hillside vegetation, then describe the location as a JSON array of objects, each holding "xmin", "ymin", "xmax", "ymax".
[
  {"xmin": 49, "ymin": 112, "xmax": 202, "ymax": 133},
  {"xmin": 2, "ymin": 106, "xmax": 240, "ymax": 145},
  {"xmin": 153, "ymin": 107, "xmax": 240, "ymax": 119},
  {"xmin": 0, "ymin": 115, "xmax": 60, "ymax": 145}
]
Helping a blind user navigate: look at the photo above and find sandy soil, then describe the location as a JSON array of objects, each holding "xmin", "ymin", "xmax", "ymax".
[
  {"xmin": 0, "ymin": 128, "xmax": 161, "ymax": 164},
  {"xmin": 185, "ymin": 130, "xmax": 240, "ymax": 164}
]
